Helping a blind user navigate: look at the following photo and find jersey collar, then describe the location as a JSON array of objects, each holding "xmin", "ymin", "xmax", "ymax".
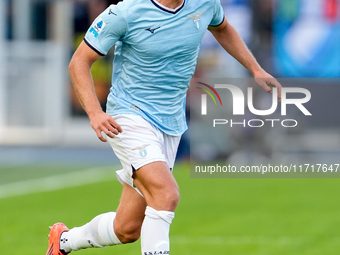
[{"xmin": 150, "ymin": 0, "xmax": 185, "ymax": 14}]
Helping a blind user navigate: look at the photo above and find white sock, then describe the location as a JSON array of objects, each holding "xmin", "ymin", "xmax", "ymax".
[
  {"xmin": 60, "ymin": 212, "xmax": 121, "ymax": 253},
  {"xmin": 141, "ymin": 206, "xmax": 175, "ymax": 255}
]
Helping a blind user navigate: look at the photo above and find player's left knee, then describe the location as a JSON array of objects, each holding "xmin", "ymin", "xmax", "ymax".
[
  {"xmin": 119, "ymin": 231, "xmax": 140, "ymax": 244},
  {"xmin": 115, "ymin": 221, "xmax": 141, "ymax": 244}
]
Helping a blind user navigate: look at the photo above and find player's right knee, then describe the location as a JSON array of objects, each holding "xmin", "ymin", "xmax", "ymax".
[
  {"xmin": 164, "ymin": 187, "xmax": 180, "ymax": 210},
  {"xmin": 153, "ymin": 185, "xmax": 180, "ymax": 212}
]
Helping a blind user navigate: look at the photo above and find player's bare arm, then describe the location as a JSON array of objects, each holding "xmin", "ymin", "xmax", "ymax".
[
  {"xmin": 69, "ymin": 41, "xmax": 122, "ymax": 142},
  {"xmin": 208, "ymin": 18, "xmax": 282, "ymax": 101}
]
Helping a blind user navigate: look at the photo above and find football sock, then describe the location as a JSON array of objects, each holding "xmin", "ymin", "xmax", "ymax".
[
  {"xmin": 59, "ymin": 212, "xmax": 121, "ymax": 253},
  {"xmin": 141, "ymin": 206, "xmax": 175, "ymax": 255}
]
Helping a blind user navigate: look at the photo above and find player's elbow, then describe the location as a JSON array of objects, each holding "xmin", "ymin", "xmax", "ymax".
[
  {"xmin": 68, "ymin": 55, "xmax": 84, "ymax": 80},
  {"xmin": 68, "ymin": 56, "xmax": 77, "ymax": 76}
]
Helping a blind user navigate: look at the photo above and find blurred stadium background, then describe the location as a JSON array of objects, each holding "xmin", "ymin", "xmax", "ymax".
[{"xmin": 0, "ymin": 0, "xmax": 340, "ymax": 254}]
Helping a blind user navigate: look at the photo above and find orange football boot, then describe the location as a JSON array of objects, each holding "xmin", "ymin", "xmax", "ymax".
[{"xmin": 46, "ymin": 223, "xmax": 69, "ymax": 255}]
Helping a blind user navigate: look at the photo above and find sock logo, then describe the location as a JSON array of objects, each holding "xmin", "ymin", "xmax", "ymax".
[
  {"xmin": 60, "ymin": 238, "xmax": 68, "ymax": 243},
  {"xmin": 144, "ymin": 251, "xmax": 169, "ymax": 255},
  {"xmin": 87, "ymin": 240, "xmax": 95, "ymax": 247}
]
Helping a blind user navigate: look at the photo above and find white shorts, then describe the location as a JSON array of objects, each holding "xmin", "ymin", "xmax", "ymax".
[{"xmin": 107, "ymin": 114, "xmax": 181, "ymax": 192}]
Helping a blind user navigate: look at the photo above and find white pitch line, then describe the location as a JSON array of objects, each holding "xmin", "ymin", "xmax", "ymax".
[{"xmin": 0, "ymin": 166, "xmax": 118, "ymax": 200}]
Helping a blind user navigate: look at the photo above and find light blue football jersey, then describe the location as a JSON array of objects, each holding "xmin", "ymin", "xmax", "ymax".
[{"xmin": 84, "ymin": 0, "xmax": 224, "ymax": 136}]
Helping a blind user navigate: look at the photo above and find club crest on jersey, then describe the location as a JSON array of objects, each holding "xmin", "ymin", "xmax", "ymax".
[
  {"xmin": 133, "ymin": 144, "xmax": 150, "ymax": 157},
  {"xmin": 90, "ymin": 18, "xmax": 106, "ymax": 38},
  {"xmin": 187, "ymin": 11, "xmax": 204, "ymax": 30}
]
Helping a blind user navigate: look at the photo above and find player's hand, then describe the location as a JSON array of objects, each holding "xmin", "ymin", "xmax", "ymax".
[
  {"xmin": 254, "ymin": 70, "xmax": 282, "ymax": 102},
  {"xmin": 89, "ymin": 111, "xmax": 123, "ymax": 142}
]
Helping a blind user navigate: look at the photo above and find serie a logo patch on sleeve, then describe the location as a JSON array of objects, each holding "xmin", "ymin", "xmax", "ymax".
[{"xmin": 89, "ymin": 18, "xmax": 106, "ymax": 38}]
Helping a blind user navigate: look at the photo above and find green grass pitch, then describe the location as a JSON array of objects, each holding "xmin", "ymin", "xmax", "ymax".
[{"xmin": 1, "ymin": 162, "xmax": 340, "ymax": 254}]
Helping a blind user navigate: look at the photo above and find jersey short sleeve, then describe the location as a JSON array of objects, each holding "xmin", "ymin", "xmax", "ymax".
[
  {"xmin": 84, "ymin": 5, "xmax": 127, "ymax": 56},
  {"xmin": 209, "ymin": 0, "xmax": 225, "ymax": 27}
]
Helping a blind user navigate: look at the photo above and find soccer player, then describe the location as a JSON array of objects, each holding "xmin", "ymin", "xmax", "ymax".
[{"xmin": 46, "ymin": 0, "xmax": 282, "ymax": 254}]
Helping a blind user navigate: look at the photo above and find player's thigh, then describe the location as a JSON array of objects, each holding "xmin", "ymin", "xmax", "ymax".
[
  {"xmin": 133, "ymin": 161, "xmax": 179, "ymax": 211},
  {"xmin": 114, "ymin": 183, "xmax": 146, "ymax": 240},
  {"xmin": 107, "ymin": 114, "xmax": 167, "ymax": 190}
]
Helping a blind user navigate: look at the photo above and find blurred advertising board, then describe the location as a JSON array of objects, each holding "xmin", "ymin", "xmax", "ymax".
[{"xmin": 274, "ymin": 0, "xmax": 340, "ymax": 77}]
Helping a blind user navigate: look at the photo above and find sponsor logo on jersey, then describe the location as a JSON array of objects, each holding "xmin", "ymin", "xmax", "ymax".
[
  {"xmin": 130, "ymin": 104, "xmax": 141, "ymax": 111},
  {"xmin": 108, "ymin": 9, "xmax": 117, "ymax": 15},
  {"xmin": 133, "ymin": 144, "xmax": 150, "ymax": 157},
  {"xmin": 90, "ymin": 18, "xmax": 106, "ymax": 38},
  {"xmin": 187, "ymin": 11, "xmax": 204, "ymax": 29},
  {"xmin": 145, "ymin": 26, "xmax": 161, "ymax": 34}
]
